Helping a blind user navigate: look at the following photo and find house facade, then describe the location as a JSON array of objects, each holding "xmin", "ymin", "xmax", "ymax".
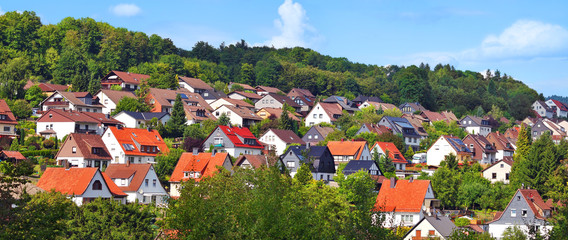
[
  {"xmin": 327, "ymin": 140, "xmax": 372, "ymax": 168},
  {"xmin": 113, "ymin": 111, "xmax": 171, "ymax": 129},
  {"xmin": 105, "ymin": 163, "xmax": 169, "ymax": 205},
  {"xmin": 254, "ymin": 93, "xmax": 300, "ymax": 112},
  {"xmin": 426, "ymin": 135, "xmax": 472, "ymax": 166},
  {"xmin": 40, "ymin": 91, "xmax": 103, "ymax": 113},
  {"xmin": 178, "ymin": 76, "xmax": 214, "ymax": 94},
  {"xmin": 212, "ymin": 105, "xmax": 262, "ymax": 128},
  {"xmin": 259, "ymin": 129, "xmax": 305, "ymax": 155},
  {"xmin": 532, "ymin": 100, "xmax": 554, "ymax": 118},
  {"xmin": 399, "ymin": 102, "xmax": 427, "ymax": 114},
  {"xmin": 36, "ymin": 109, "xmax": 123, "ymax": 139},
  {"xmin": 203, "ymin": 126, "xmax": 264, "ymax": 157},
  {"xmin": 403, "ymin": 215, "xmax": 457, "ymax": 240},
  {"xmin": 102, "ymin": 126, "xmax": 169, "ymax": 164},
  {"xmin": 95, "ymin": 89, "xmax": 136, "ymax": 115},
  {"xmin": 460, "ymin": 115, "xmax": 492, "ymax": 136},
  {"xmin": 486, "ymin": 132, "xmax": 515, "ymax": 161},
  {"xmin": 169, "ymin": 152, "xmax": 232, "ymax": 197},
  {"xmin": 147, "ymin": 88, "xmax": 211, "ymax": 114},
  {"xmin": 370, "ymin": 142, "xmax": 408, "ymax": 171},
  {"xmin": 482, "ymin": 158, "xmax": 513, "ymax": 184},
  {"xmin": 545, "ymin": 99, "xmax": 568, "ymax": 118},
  {"xmin": 462, "ymin": 134, "xmax": 497, "ymax": 165},
  {"xmin": 55, "ymin": 133, "xmax": 112, "ymax": 169},
  {"xmin": 100, "ymin": 70, "xmax": 150, "ymax": 91},
  {"xmin": 234, "ymin": 154, "xmax": 282, "ymax": 169},
  {"xmin": 280, "ymin": 145, "xmax": 335, "ymax": 180},
  {"xmin": 378, "ymin": 116, "xmax": 422, "ymax": 151},
  {"xmin": 209, "ymin": 98, "xmax": 255, "ymax": 111},
  {"xmin": 301, "ymin": 126, "xmax": 334, "ymax": 145},
  {"xmin": 0, "ymin": 99, "xmax": 18, "ymax": 139},
  {"xmin": 355, "ymin": 123, "xmax": 391, "ymax": 136},
  {"xmin": 304, "ymin": 102, "xmax": 343, "ymax": 127},
  {"xmin": 342, "ymin": 160, "xmax": 382, "ymax": 176}
]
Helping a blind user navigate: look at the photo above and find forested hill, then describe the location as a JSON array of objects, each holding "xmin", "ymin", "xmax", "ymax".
[{"xmin": 0, "ymin": 11, "xmax": 540, "ymax": 119}]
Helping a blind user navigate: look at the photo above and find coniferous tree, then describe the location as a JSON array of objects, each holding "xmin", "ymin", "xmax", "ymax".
[
  {"xmin": 404, "ymin": 146, "xmax": 415, "ymax": 160},
  {"xmin": 216, "ymin": 113, "xmax": 230, "ymax": 126},
  {"xmin": 167, "ymin": 94, "xmax": 187, "ymax": 138},
  {"xmin": 295, "ymin": 163, "xmax": 313, "ymax": 185}
]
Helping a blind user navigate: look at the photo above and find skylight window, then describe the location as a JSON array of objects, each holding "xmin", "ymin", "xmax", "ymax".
[
  {"xmin": 132, "ymin": 132, "xmax": 137, "ymax": 137},
  {"xmin": 122, "ymin": 144, "xmax": 135, "ymax": 151}
]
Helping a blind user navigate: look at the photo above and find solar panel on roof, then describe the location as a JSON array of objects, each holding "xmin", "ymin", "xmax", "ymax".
[
  {"xmin": 395, "ymin": 122, "xmax": 414, "ymax": 129},
  {"xmin": 179, "ymin": 94, "xmax": 188, "ymax": 99}
]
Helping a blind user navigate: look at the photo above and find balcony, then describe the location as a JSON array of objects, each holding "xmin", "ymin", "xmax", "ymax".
[{"xmin": 75, "ymin": 129, "xmax": 97, "ymax": 134}]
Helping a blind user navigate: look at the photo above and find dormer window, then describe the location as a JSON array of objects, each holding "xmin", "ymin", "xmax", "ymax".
[
  {"xmin": 72, "ymin": 147, "xmax": 77, "ymax": 153},
  {"xmin": 92, "ymin": 147, "xmax": 100, "ymax": 154},
  {"xmin": 0, "ymin": 114, "xmax": 6, "ymax": 120}
]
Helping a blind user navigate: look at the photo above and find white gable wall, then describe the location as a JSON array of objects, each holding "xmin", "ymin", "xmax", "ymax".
[
  {"xmin": 259, "ymin": 130, "xmax": 288, "ymax": 155},
  {"xmin": 483, "ymin": 162, "xmax": 511, "ymax": 184},
  {"xmin": 305, "ymin": 103, "xmax": 332, "ymax": 127},
  {"xmin": 427, "ymin": 137, "xmax": 457, "ymax": 166}
]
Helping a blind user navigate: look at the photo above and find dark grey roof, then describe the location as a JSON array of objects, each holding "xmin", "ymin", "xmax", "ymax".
[
  {"xmin": 353, "ymin": 95, "xmax": 383, "ymax": 103},
  {"xmin": 119, "ymin": 111, "xmax": 170, "ymax": 120},
  {"xmin": 424, "ymin": 215, "xmax": 457, "ymax": 237},
  {"xmin": 323, "ymin": 95, "xmax": 359, "ymax": 112},
  {"xmin": 286, "ymin": 145, "xmax": 335, "ymax": 174},
  {"xmin": 342, "ymin": 160, "xmax": 379, "ymax": 175}
]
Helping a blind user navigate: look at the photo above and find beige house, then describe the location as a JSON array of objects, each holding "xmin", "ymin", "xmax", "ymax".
[{"xmin": 482, "ymin": 158, "xmax": 513, "ymax": 184}]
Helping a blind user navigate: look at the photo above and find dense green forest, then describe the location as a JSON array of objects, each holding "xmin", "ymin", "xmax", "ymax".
[{"xmin": 0, "ymin": 11, "xmax": 541, "ymax": 119}]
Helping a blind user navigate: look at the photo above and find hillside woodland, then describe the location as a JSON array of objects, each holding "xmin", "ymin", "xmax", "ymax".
[{"xmin": 0, "ymin": 11, "xmax": 540, "ymax": 120}]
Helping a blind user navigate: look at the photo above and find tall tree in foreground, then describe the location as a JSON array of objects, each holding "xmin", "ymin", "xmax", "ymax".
[{"xmin": 167, "ymin": 94, "xmax": 187, "ymax": 138}]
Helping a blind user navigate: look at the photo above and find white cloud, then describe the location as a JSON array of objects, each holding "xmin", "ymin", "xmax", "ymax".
[
  {"xmin": 259, "ymin": 0, "xmax": 322, "ymax": 49},
  {"xmin": 110, "ymin": 3, "xmax": 141, "ymax": 17}
]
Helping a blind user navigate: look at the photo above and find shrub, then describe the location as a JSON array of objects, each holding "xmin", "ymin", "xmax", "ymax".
[{"xmin": 42, "ymin": 139, "xmax": 55, "ymax": 149}]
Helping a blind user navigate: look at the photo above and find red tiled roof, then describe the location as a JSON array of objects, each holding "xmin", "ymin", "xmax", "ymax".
[
  {"xmin": 287, "ymin": 88, "xmax": 315, "ymax": 98},
  {"xmin": 170, "ymin": 152, "xmax": 230, "ymax": 182},
  {"xmin": 38, "ymin": 168, "xmax": 126, "ymax": 197},
  {"xmin": 371, "ymin": 141, "xmax": 407, "ymax": 163},
  {"xmin": 37, "ymin": 82, "xmax": 69, "ymax": 92},
  {"xmin": 104, "ymin": 164, "xmax": 152, "ymax": 192},
  {"xmin": 216, "ymin": 125, "xmax": 264, "ymax": 149},
  {"xmin": 1, "ymin": 151, "xmax": 26, "ymax": 160},
  {"xmin": 0, "ymin": 99, "xmax": 17, "ymax": 124},
  {"xmin": 37, "ymin": 109, "xmax": 123, "ymax": 125},
  {"xmin": 178, "ymin": 76, "xmax": 213, "ymax": 90},
  {"xmin": 111, "ymin": 70, "xmax": 150, "ymax": 85},
  {"xmin": 56, "ymin": 133, "xmax": 112, "ymax": 160},
  {"xmin": 257, "ymin": 108, "xmax": 301, "ymax": 122},
  {"xmin": 361, "ymin": 123, "xmax": 391, "ymax": 135},
  {"xmin": 108, "ymin": 126, "xmax": 169, "ymax": 157},
  {"xmin": 374, "ymin": 179, "xmax": 432, "ymax": 212},
  {"xmin": 327, "ymin": 140, "xmax": 367, "ymax": 160},
  {"xmin": 98, "ymin": 89, "xmax": 136, "ymax": 104},
  {"xmin": 551, "ymin": 99, "xmax": 568, "ymax": 112},
  {"xmin": 101, "ymin": 172, "xmax": 128, "ymax": 197}
]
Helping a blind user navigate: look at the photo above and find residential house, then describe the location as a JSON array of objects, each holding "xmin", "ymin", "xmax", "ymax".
[
  {"xmin": 342, "ymin": 160, "xmax": 382, "ymax": 176},
  {"xmin": 0, "ymin": 150, "xmax": 26, "ymax": 163},
  {"xmin": 287, "ymin": 88, "xmax": 316, "ymax": 114},
  {"xmin": 545, "ymin": 99, "xmax": 568, "ymax": 118},
  {"xmin": 370, "ymin": 142, "xmax": 408, "ymax": 171},
  {"xmin": 0, "ymin": 99, "xmax": 18, "ymax": 139},
  {"xmin": 280, "ymin": 145, "xmax": 335, "ymax": 180},
  {"xmin": 209, "ymin": 97, "xmax": 255, "ymax": 111},
  {"xmin": 228, "ymin": 91, "xmax": 263, "ymax": 103},
  {"xmin": 302, "ymin": 125, "xmax": 334, "ymax": 145},
  {"xmin": 212, "ymin": 105, "xmax": 262, "ymax": 128},
  {"xmin": 426, "ymin": 135, "xmax": 473, "ymax": 166},
  {"xmin": 259, "ymin": 129, "xmax": 305, "ymax": 155},
  {"xmin": 256, "ymin": 107, "xmax": 301, "ymax": 123},
  {"xmin": 184, "ymin": 105, "xmax": 217, "ymax": 125},
  {"xmin": 482, "ymin": 158, "xmax": 513, "ymax": 184},
  {"xmin": 24, "ymin": 80, "xmax": 69, "ymax": 97},
  {"xmin": 374, "ymin": 178, "xmax": 439, "ymax": 228},
  {"xmin": 460, "ymin": 115, "xmax": 492, "ymax": 136},
  {"xmin": 486, "ymin": 132, "xmax": 515, "ymax": 160},
  {"xmin": 378, "ymin": 116, "xmax": 422, "ymax": 151},
  {"xmin": 40, "ymin": 91, "xmax": 103, "ymax": 113},
  {"xmin": 55, "ymin": 133, "xmax": 112, "ymax": 169},
  {"xmin": 403, "ymin": 215, "xmax": 457, "ymax": 240},
  {"xmin": 113, "ymin": 111, "xmax": 170, "ymax": 128},
  {"xmin": 487, "ymin": 189, "xmax": 552, "ymax": 239},
  {"xmin": 304, "ymin": 102, "xmax": 343, "ymax": 127},
  {"xmin": 178, "ymin": 76, "xmax": 213, "ymax": 94},
  {"xmin": 287, "ymin": 88, "xmax": 315, "ymax": 99},
  {"xmin": 327, "ymin": 140, "xmax": 372, "ymax": 168},
  {"xmin": 352, "ymin": 95, "xmax": 383, "ymax": 106},
  {"xmin": 102, "ymin": 126, "xmax": 169, "ymax": 164},
  {"xmin": 228, "ymin": 82, "xmax": 256, "ymax": 92},
  {"xmin": 203, "ymin": 125, "xmax": 264, "ymax": 156},
  {"xmin": 355, "ymin": 123, "xmax": 391, "ymax": 136},
  {"xmin": 100, "ymin": 70, "xmax": 150, "ymax": 91},
  {"xmin": 255, "ymin": 93, "xmax": 301, "ymax": 112},
  {"xmin": 420, "ymin": 110, "xmax": 458, "ymax": 124},
  {"xmin": 147, "ymin": 88, "xmax": 211, "ymax": 114},
  {"xmin": 532, "ymin": 100, "xmax": 554, "ymax": 118},
  {"xmin": 105, "ymin": 163, "xmax": 169, "ymax": 205},
  {"xmin": 399, "ymin": 102, "xmax": 427, "ymax": 114},
  {"xmin": 403, "ymin": 114, "xmax": 430, "ymax": 140},
  {"xmin": 504, "ymin": 126, "xmax": 520, "ymax": 147},
  {"xmin": 323, "ymin": 95, "xmax": 360, "ymax": 113},
  {"xmin": 36, "ymin": 109, "xmax": 123, "ymax": 139},
  {"xmin": 255, "ymin": 85, "xmax": 283, "ymax": 96},
  {"xmin": 234, "ymin": 154, "xmax": 283, "ymax": 169},
  {"xmin": 37, "ymin": 167, "xmax": 127, "ymax": 206},
  {"xmin": 531, "ymin": 118, "xmax": 567, "ymax": 142},
  {"xmin": 95, "ymin": 89, "xmax": 136, "ymax": 114},
  {"xmin": 462, "ymin": 134, "xmax": 497, "ymax": 165},
  {"xmin": 169, "ymin": 152, "xmax": 232, "ymax": 197},
  {"xmin": 358, "ymin": 101, "xmax": 399, "ymax": 112}
]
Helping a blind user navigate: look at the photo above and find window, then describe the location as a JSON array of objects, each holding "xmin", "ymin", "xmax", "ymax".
[
  {"xmin": 145, "ymin": 179, "xmax": 149, "ymax": 187},
  {"xmin": 319, "ymin": 114, "xmax": 323, "ymax": 118},
  {"xmin": 104, "ymin": 99, "xmax": 108, "ymax": 104},
  {"xmin": 123, "ymin": 144, "xmax": 135, "ymax": 151},
  {"xmin": 517, "ymin": 196, "xmax": 521, "ymax": 201},
  {"xmin": 50, "ymin": 124, "xmax": 53, "ymax": 129},
  {"xmin": 313, "ymin": 114, "xmax": 317, "ymax": 118},
  {"xmin": 308, "ymin": 135, "xmax": 312, "ymax": 139},
  {"xmin": 287, "ymin": 162, "xmax": 295, "ymax": 168},
  {"xmin": 3, "ymin": 126, "xmax": 10, "ymax": 132},
  {"xmin": 143, "ymin": 196, "xmax": 146, "ymax": 203},
  {"xmin": 506, "ymin": 173, "xmax": 510, "ymax": 180},
  {"xmin": 72, "ymin": 146, "xmax": 77, "ymax": 153},
  {"xmin": 314, "ymin": 135, "xmax": 319, "ymax": 139},
  {"xmin": 92, "ymin": 180, "xmax": 102, "ymax": 190},
  {"xmin": 492, "ymin": 173, "xmax": 497, "ymax": 179},
  {"xmin": 428, "ymin": 230, "xmax": 435, "ymax": 237},
  {"xmin": 153, "ymin": 179, "xmax": 157, "ymax": 187},
  {"xmin": 522, "ymin": 209, "xmax": 528, "ymax": 217},
  {"xmin": 214, "ymin": 137, "xmax": 223, "ymax": 145},
  {"xmin": 500, "ymin": 164, "xmax": 504, "ymax": 168},
  {"xmin": 511, "ymin": 209, "xmax": 517, "ymax": 217}
]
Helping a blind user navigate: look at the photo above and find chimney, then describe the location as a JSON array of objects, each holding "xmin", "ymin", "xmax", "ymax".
[
  {"xmin": 147, "ymin": 126, "xmax": 152, "ymax": 132},
  {"xmin": 117, "ymin": 125, "xmax": 122, "ymax": 130},
  {"xmin": 409, "ymin": 176, "xmax": 414, "ymax": 183},
  {"xmin": 126, "ymin": 159, "xmax": 130, "ymax": 167},
  {"xmin": 192, "ymin": 147, "xmax": 199, "ymax": 155},
  {"xmin": 390, "ymin": 177, "xmax": 397, "ymax": 188},
  {"xmin": 106, "ymin": 113, "xmax": 111, "ymax": 119},
  {"xmin": 211, "ymin": 150, "xmax": 216, "ymax": 157}
]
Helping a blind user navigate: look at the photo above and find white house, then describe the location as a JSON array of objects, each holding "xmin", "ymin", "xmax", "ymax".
[
  {"xmin": 95, "ymin": 89, "xmax": 136, "ymax": 115},
  {"xmin": 259, "ymin": 128, "xmax": 305, "ymax": 155},
  {"xmin": 459, "ymin": 115, "xmax": 492, "ymax": 136},
  {"xmin": 482, "ymin": 158, "xmax": 513, "ymax": 184},
  {"xmin": 113, "ymin": 111, "xmax": 170, "ymax": 128},
  {"xmin": 426, "ymin": 135, "xmax": 472, "ymax": 166},
  {"xmin": 40, "ymin": 91, "xmax": 103, "ymax": 113},
  {"xmin": 375, "ymin": 178, "xmax": 439, "ymax": 228},
  {"xmin": 403, "ymin": 215, "xmax": 457, "ymax": 240},
  {"xmin": 304, "ymin": 102, "xmax": 343, "ymax": 127},
  {"xmin": 209, "ymin": 97, "xmax": 255, "ymax": 111},
  {"xmin": 37, "ymin": 167, "xmax": 127, "ymax": 206},
  {"xmin": 102, "ymin": 126, "xmax": 169, "ymax": 164},
  {"xmin": 545, "ymin": 99, "xmax": 568, "ymax": 118},
  {"xmin": 212, "ymin": 105, "xmax": 262, "ymax": 128},
  {"xmin": 532, "ymin": 100, "xmax": 554, "ymax": 118},
  {"xmin": 36, "ymin": 109, "xmax": 123, "ymax": 139},
  {"xmin": 105, "ymin": 163, "xmax": 169, "ymax": 205},
  {"xmin": 327, "ymin": 140, "xmax": 372, "ymax": 169},
  {"xmin": 202, "ymin": 126, "xmax": 264, "ymax": 157}
]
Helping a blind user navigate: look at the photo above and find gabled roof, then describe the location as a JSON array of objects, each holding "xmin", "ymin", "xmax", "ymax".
[
  {"xmin": 536, "ymin": 100, "xmax": 553, "ymax": 112},
  {"xmin": 291, "ymin": 95, "xmax": 316, "ymax": 107},
  {"xmin": 374, "ymin": 179, "xmax": 432, "ymax": 212},
  {"xmin": 216, "ymin": 125, "xmax": 264, "ymax": 149},
  {"xmin": 170, "ymin": 152, "xmax": 230, "ymax": 182},
  {"xmin": 0, "ymin": 99, "xmax": 17, "ymax": 124},
  {"xmin": 37, "ymin": 82, "xmax": 69, "ymax": 92},
  {"xmin": 442, "ymin": 135, "xmax": 472, "ymax": 154},
  {"xmin": 461, "ymin": 115, "xmax": 491, "ymax": 127},
  {"xmin": 327, "ymin": 140, "xmax": 367, "ymax": 159},
  {"xmin": 486, "ymin": 132, "xmax": 514, "ymax": 151},
  {"xmin": 323, "ymin": 95, "xmax": 359, "ymax": 112},
  {"xmin": 104, "ymin": 164, "xmax": 153, "ymax": 192},
  {"xmin": 255, "ymin": 85, "xmax": 282, "ymax": 94},
  {"xmin": 287, "ymin": 88, "xmax": 314, "ymax": 98},
  {"xmin": 353, "ymin": 95, "xmax": 383, "ymax": 103},
  {"xmin": 229, "ymin": 82, "xmax": 256, "ymax": 92},
  {"xmin": 106, "ymin": 70, "xmax": 150, "ymax": 85},
  {"xmin": 257, "ymin": 107, "xmax": 301, "ymax": 122},
  {"xmin": 117, "ymin": 111, "xmax": 170, "ymax": 121},
  {"xmin": 56, "ymin": 133, "xmax": 112, "ymax": 160},
  {"xmin": 463, "ymin": 134, "xmax": 497, "ymax": 155},
  {"xmin": 108, "ymin": 126, "xmax": 169, "ymax": 157},
  {"xmin": 219, "ymin": 105, "xmax": 263, "ymax": 120},
  {"xmin": 184, "ymin": 105, "xmax": 216, "ymax": 122},
  {"xmin": 421, "ymin": 110, "xmax": 447, "ymax": 122},
  {"xmin": 550, "ymin": 99, "xmax": 568, "ymax": 112},
  {"xmin": 178, "ymin": 76, "xmax": 213, "ymax": 90},
  {"xmin": 489, "ymin": 189, "xmax": 550, "ymax": 223},
  {"xmin": 482, "ymin": 158, "xmax": 514, "ymax": 173},
  {"xmin": 264, "ymin": 129, "xmax": 305, "ymax": 145},
  {"xmin": 0, "ymin": 150, "xmax": 26, "ymax": 160},
  {"xmin": 98, "ymin": 89, "xmax": 136, "ymax": 104},
  {"xmin": 38, "ymin": 167, "xmax": 126, "ymax": 196},
  {"xmin": 404, "ymin": 215, "xmax": 457, "ymax": 239},
  {"xmin": 54, "ymin": 91, "xmax": 103, "ymax": 108},
  {"xmin": 264, "ymin": 93, "xmax": 301, "ymax": 108},
  {"xmin": 37, "ymin": 109, "xmax": 123, "ymax": 125},
  {"xmin": 399, "ymin": 102, "xmax": 427, "ymax": 112},
  {"xmin": 214, "ymin": 97, "xmax": 254, "ymax": 109},
  {"xmin": 149, "ymin": 88, "xmax": 211, "ymax": 110},
  {"xmin": 361, "ymin": 123, "xmax": 391, "ymax": 135},
  {"xmin": 317, "ymin": 102, "xmax": 343, "ymax": 121},
  {"xmin": 312, "ymin": 126, "xmax": 335, "ymax": 138},
  {"xmin": 234, "ymin": 154, "xmax": 279, "ymax": 168},
  {"xmin": 371, "ymin": 142, "xmax": 407, "ymax": 163},
  {"xmin": 343, "ymin": 160, "xmax": 380, "ymax": 175},
  {"xmin": 230, "ymin": 91, "xmax": 263, "ymax": 100},
  {"xmin": 362, "ymin": 101, "xmax": 398, "ymax": 111},
  {"xmin": 286, "ymin": 145, "xmax": 335, "ymax": 174}
]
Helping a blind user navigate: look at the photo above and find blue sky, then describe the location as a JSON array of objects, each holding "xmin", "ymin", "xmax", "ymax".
[{"xmin": 2, "ymin": 1, "xmax": 567, "ymax": 96}]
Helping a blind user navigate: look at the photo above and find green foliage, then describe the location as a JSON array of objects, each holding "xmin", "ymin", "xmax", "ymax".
[
  {"xmin": 294, "ymin": 163, "xmax": 313, "ymax": 185},
  {"xmin": 216, "ymin": 112, "xmax": 230, "ymax": 126},
  {"xmin": 21, "ymin": 149, "xmax": 58, "ymax": 158},
  {"xmin": 345, "ymin": 125, "xmax": 360, "ymax": 138},
  {"xmin": 110, "ymin": 84, "xmax": 122, "ymax": 91},
  {"xmin": 24, "ymin": 85, "xmax": 46, "ymax": 107},
  {"xmin": 404, "ymin": 146, "xmax": 414, "ymax": 160},
  {"xmin": 112, "ymin": 96, "xmax": 150, "ymax": 115},
  {"xmin": 431, "ymin": 166, "xmax": 460, "ymax": 209},
  {"xmin": 155, "ymin": 148, "xmax": 184, "ymax": 183},
  {"xmin": 166, "ymin": 94, "xmax": 187, "ymax": 138},
  {"xmin": 379, "ymin": 151, "xmax": 396, "ymax": 174},
  {"xmin": 8, "ymin": 99, "xmax": 33, "ymax": 119},
  {"xmin": 337, "ymin": 170, "xmax": 377, "ymax": 211},
  {"xmin": 502, "ymin": 226, "xmax": 527, "ymax": 240},
  {"xmin": 420, "ymin": 120, "xmax": 467, "ymax": 150},
  {"xmin": 455, "ymin": 217, "xmax": 471, "ymax": 227},
  {"xmin": 278, "ymin": 103, "xmax": 297, "ymax": 133}
]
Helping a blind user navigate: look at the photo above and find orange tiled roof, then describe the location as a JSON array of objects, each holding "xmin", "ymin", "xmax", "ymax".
[
  {"xmin": 170, "ymin": 152, "xmax": 230, "ymax": 182},
  {"xmin": 37, "ymin": 168, "xmax": 126, "ymax": 197},
  {"xmin": 108, "ymin": 126, "xmax": 169, "ymax": 157},
  {"xmin": 104, "ymin": 164, "xmax": 152, "ymax": 192},
  {"xmin": 327, "ymin": 140, "xmax": 367, "ymax": 160},
  {"xmin": 0, "ymin": 99, "xmax": 17, "ymax": 124},
  {"xmin": 374, "ymin": 179, "xmax": 431, "ymax": 212},
  {"xmin": 371, "ymin": 142, "xmax": 407, "ymax": 164},
  {"xmin": 1, "ymin": 150, "xmax": 26, "ymax": 160}
]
